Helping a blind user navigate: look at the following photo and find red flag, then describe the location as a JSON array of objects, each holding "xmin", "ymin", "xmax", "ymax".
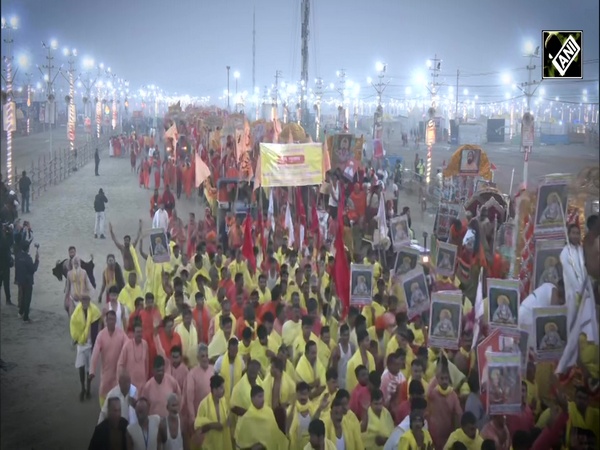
[
  {"xmin": 334, "ymin": 187, "xmax": 350, "ymax": 318},
  {"xmin": 256, "ymin": 205, "xmax": 266, "ymax": 255},
  {"xmin": 295, "ymin": 188, "xmax": 307, "ymax": 227},
  {"xmin": 242, "ymin": 212, "xmax": 256, "ymax": 271},
  {"xmin": 311, "ymin": 204, "xmax": 320, "ymax": 250}
]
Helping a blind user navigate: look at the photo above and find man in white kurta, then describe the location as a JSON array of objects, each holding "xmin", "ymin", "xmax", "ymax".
[{"xmin": 560, "ymin": 224, "xmax": 586, "ymax": 328}]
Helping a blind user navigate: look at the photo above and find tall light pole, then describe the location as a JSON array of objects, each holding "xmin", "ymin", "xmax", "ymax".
[
  {"xmin": 95, "ymin": 63, "xmax": 104, "ymax": 140},
  {"xmin": 62, "ymin": 47, "xmax": 77, "ymax": 155},
  {"xmin": 1, "ymin": 16, "xmax": 18, "ymax": 187},
  {"xmin": 40, "ymin": 39, "xmax": 59, "ymax": 158},
  {"xmin": 516, "ymin": 43, "xmax": 540, "ymax": 189},
  {"xmin": 314, "ymin": 77, "xmax": 323, "ymax": 139},
  {"xmin": 425, "ymin": 55, "xmax": 442, "ymax": 186},
  {"xmin": 336, "ymin": 69, "xmax": 347, "ymax": 130},
  {"xmin": 106, "ymin": 67, "xmax": 117, "ymax": 131},
  {"xmin": 226, "ymin": 66, "xmax": 231, "ymax": 111},
  {"xmin": 371, "ymin": 62, "xmax": 389, "ymax": 139}
]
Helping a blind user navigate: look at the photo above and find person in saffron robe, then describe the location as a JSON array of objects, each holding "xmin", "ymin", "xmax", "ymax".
[
  {"xmin": 153, "ymin": 157, "xmax": 161, "ymax": 190},
  {"xmin": 130, "ymin": 146, "xmax": 137, "ymax": 172},
  {"xmin": 169, "ymin": 209, "xmax": 186, "ymax": 251},
  {"xmin": 140, "ymin": 355, "xmax": 181, "ymax": 417},
  {"xmin": 90, "ymin": 309, "xmax": 127, "ymax": 407},
  {"xmin": 142, "ymin": 157, "xmax": 151, "ymax": 189},
  {"xmin": 70, "ymin": 295, "xmax": 102, "ymax": 401},
  {"xmin": 97, "ymin": 254, "xmax": 125, "ymax": 304},
  {"xmin": 161, "ymin": 185, "xmax": 176, "ymax": 218},
  {"xmin": 481, "ymin": 415, "xmax": 511, "ymax": 450},
  {"xmin": 163, "ymin": 158, "xmax": 172, "ymax": 188},
  {"xmin": 234, "ymin": 384, "xmax": 289, "ymax": 450},
  {"xmin": 193, "ymin": 374, "xmax": 232, "ymax": 450},
  {"xmin": 154, "ymin": 315, "xmax": 183, "ymax": 372},
  {"xmin": 138, "ymin": 293, "xmax": 162, "ymax": 376},
  {"xmin": 149, "ymin": 189, "xmax": 161, "ymax": 219},
  {"xmin": 183, "ymin": 160, "xmax": 194, "ymax": 199},
  {"xmin": 428, "ymin": 360, "xmax": 463, "ymax": 449},
  {"xmin": 183, "ymin": 343, "xmax": 214, "ymax": 436},
  {"xmin": 193, "ymin": 291, "xmax": 211, "ymax": 345},
  {"xmin": 117, "ymin": 318, "xmax": 149, "ymax": 391},
  {"xmin": 175, "ymin": 307, "xmax": 199, "ymax": 368},
  {"xmin": 185, "ymin": 213, "xmax": 198, "ymax": 260}
]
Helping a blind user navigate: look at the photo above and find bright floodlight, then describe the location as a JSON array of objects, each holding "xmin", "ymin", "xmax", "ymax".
[
  {"xmin": 82, "ymin": 57, "xmax": 95, "ymax": 69},
  {"xmin": 367, "ymin": 77, "xmax": 372, "ymax": 84},
  {"xmin": 234, "ymin": 71, "xmax": 240, "ymax": 79},
  {"xmin": 36, "ymin": 82, "xmax": 42, "ymax": 89},
  {"xmin": 17, "ymin": 54, "xmax": 30, "ymax": 69},
  {"xmin": 375, "ymin": 61, "xmax": 385, "ymax": 72},
  {"xmin": 463, "ymin": 88, "xmax": 469, "ymax": 96},
  {"xmin": 501, "ymin": 73, "xmax": 512, "ymax": 84},
  {"xmin": 524, "ymin": 41, "xmax": 535, "ymax": 55},
  {"xmin": 413, "ymin": 72, "xmax": 427, "ymax": 87},
  {"xmin": 426, "ymin": 60, "xmax": 432, "ymax": 68},
  {"xmin": 555, "ymin": 96, "xmax": 559, "ymax": 101},
  {"xmin": 405, "ymin": 86, "xmax": 412, "ymax": 95},
  {"xmin": 329, "ymin": 83, "xmax": 335, "ymax": 90},
  {"xmin": 50, "ymin": 39, "xmax": 58, "ymax": 49}
]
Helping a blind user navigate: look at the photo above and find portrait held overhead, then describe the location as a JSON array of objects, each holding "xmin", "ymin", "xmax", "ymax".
[{"xmin": 0, "ymin": 1, "xmax": 598, "ymax": 449}]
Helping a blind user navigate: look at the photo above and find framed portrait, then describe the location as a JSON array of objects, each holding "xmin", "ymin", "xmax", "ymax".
[
  {"xmin": 150, "ymin": 228, "xmax": 171, "ymax": 263},
  {"xmin": 435, "ymin": 241, "xmax": 458, "ymax": 278},
  {"xmin": 477, "ymin": 328, "xmax": 526, "ymax": 393},
  {"xmin": 433, "ymin": 203, "xmax": 461, "ymax": 241},
  {"xmin": 394, "ymin": 246, "xmax": 420, "ymax": 275},
  {"xmin": 428, "ymin": 292, "xmax": 463, "ymax": 350},
  {"xmin": 331, "ymin": 133, "xmax": 355, "ymax": 176},
  {"xmin": 485, "ymin": 352, "xmax": 522, "ymax": 415},
  {"xmin": 401, "ymin": 268, "xmax": 430, "ymax": 319},
  {"xmin": 532, "ymin": 239, "xmax": 565, "ymax": 291},
  {"xmin": 350, "ymin": 264, "xmax": 374, "ymax": 306},
  {"xmin": 459, "ymin": 147, "xmax": 481, "ymax": 174},
  {"xmin": 533, "ymin": 306, "xmax": 568, "ymax": 362},
  {"xmin": 390, "ymin": 215, "xmax": 411, "ymax": 250},
  {"xmin": 487, "ymin": 278, "xmax": 520, "ymax": 330},
  {"xmin": 534, "ymin": 175, "xmax": 570, "ymax": 238},
  {"xmin": 316, "ymin": 210, "xmax": 330, "ymax": 243}
]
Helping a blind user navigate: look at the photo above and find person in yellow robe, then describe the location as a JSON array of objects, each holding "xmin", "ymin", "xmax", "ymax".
[
  {"xmin": 282, "ymin": 305, "xmax": 303, "ymax": 347},
  {"xmin": 193, "ymin": 374, "xmax": 232, "ymax": 450},
  {"xmin": 398, "ymin": 410, "xmax": 434, "ymax": 450},
  {"xmin": 317, "ymin": 326, "xmax": 336, "ymax": 368},
  {"xmin": 363, "ymin": 295, "xmax": 386, "ymax": 328},
  {"xmin": 296, "ymin": 341, "xmax": 327, "ymax": 400},
  {"xmin": 323, "ymin": 396, "xmax": 365, "ymax": 450},
  {"xmin": 207, "ymin": 316, "xmax": 233, "ymax": 362},
  {"xmin": 260, "ymin": 312, "xmax": 283, "ymax": 353},
  {"xmin": 257, "ymin": 274, "xmax": 272, "ymax": 304},
  {"xmin": 287, "ymin": 381, "xmax": 330, "ymax": 450},
  {"xmin": 559, "ymin": 385, "xmax": 600, "ymax": 446},
  {"xmin": 443, "ymin": 412, "xmax": 484, "ymax": 450},
  {"xmin": 346, "ymin": 329, "xmax": 376, "ymax": 393},
  {"xmin": 117, "ymin": 272, "xmax": 143, "ymax": 312},
  {"xmin": 214, "ymin": 337, "xmax": 244, "ymax": 402},
  {"xmin": 361, "ymin": 389, "xmax": 395, "ymax": 449},
  {"xmin": 305, "ymin": 418, "xmax": 337, "ymax": 450},
  {"xmin": 234, "ymin": 384, "xmax": 289, "ymax": 449},
  {"xmin": 292, "ymin": 316, "xmax": 319, "ymax": 364},
  {"xmin": 250, "ymin": 325, "xmax": 276, "ymax": 375},
  {"xmin": 210, "ymin": 297, "xmax": 236, "ymax": 340},
  {"xmin": 230, "ymin": 360, "xmax": 262, "ymax": 418},
  {"xmin": 175, "ymin": 307, "xmax": 199, "ymax": 368},
  {"xmin": 263, "ymin": 357, "xmax": 296, "ymax": 410}
]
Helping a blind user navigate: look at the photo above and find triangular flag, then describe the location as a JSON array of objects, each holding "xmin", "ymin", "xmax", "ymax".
[
  {"xmin": 268, "ymin": 189, "xmax": 275, "ymax": 232},
  {"xmin": 471, "ymin": 268, "xmax": 485, "ymax": 350},
  {"xmin": 285, "ymin": 202, "xmax": 295, "ymax": 248},
  {"xmin": 242, "ymin": 212, "xmax": 256, "ymax": 272},
  {"xmin": 334, "ymin": 188, "xmax": 350, "ymax": 318},
  {"xmin": 376, "ymin": 192, "xmax": 388, "ymax": 240},
  {"xmin": 195, "ymin": 153, "xmax": 211, "ymax": 187}
]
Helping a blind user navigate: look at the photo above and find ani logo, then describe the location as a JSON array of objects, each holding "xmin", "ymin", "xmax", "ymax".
[{"xmin": 542, "ymin": 31, "xmax": 583, "ymax": 79}]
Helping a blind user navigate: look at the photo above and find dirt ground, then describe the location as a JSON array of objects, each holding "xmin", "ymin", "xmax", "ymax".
[{"xmin": 0, "ymin": 149, "xmax": 203, "ymax": 450}]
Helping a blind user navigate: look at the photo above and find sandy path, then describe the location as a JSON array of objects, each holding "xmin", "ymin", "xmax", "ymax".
[{"xmin": 0, "ymin": 147, "xmax": 202, "ymax": 449}]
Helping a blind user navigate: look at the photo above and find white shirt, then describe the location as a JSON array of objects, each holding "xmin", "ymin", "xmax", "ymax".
[
  {"xmin": 329, "ymin": 183, "xmax": 339, "ymax": 207},
  {"xmin": 214, "ymin": 355, "xmax": 246, "ymax": 379},
  {"xmin": 518, "ymin": 283, "xmax": 555, "ymax": 350},
  {"xmin": 98, "ymin": 384, "xmax": 138, "ymax": 425},
  {"xmin": 152, "ymin": 209, "xmax": 169, "ymax": 232},
  {"xmin": 383, "ymin": 417, "xmax": 429, "ymax": 450}
]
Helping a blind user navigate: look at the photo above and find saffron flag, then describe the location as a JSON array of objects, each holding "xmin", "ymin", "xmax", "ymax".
[
  {"xmin": 334, "ymin": 188, "xmax": 350, "ymax": 317},
  {"xmin": 165, "ymin": 123, "xmax": 179, "ymax": 151},
  {"xmin": 285, "ymin": 202, "xmax": 295, "ymax": 248},
  {"xmin": 242, "ymin": 213, "xmax": 256, "ymax": 272},
  {"xmin": 311, "ymin": 204, "xmax": 320, "ymax": 251},
  {"xmin": 194, "ymin": 153, "xmax": 212, "ymax": 187}
]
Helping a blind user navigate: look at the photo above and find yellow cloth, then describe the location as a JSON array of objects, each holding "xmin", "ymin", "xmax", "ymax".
[
  {"xmin": 203, "ymin": 287, "xmax": 221, "ymax": 317},
  {"xmin": 405, "ymin": 377, "xmax": 430, "ymax": 399},
  {"xmin": 243, "ymin": 270, "xmax": 259, "ymax": 293},
  {"xmin": 249, "ymin": 340, "xmax": 270, "ymax": 373},
  {"xmin": 208, "ymin": 329, "xmax": 228, "ymax": 360},
  {"xmin": 165, "ymin": 295, "xmax": 194, "ymax": 325},
  {"xmin": 398, "ymin": 429, "xmax": 434, "ymax": 450},
  {"xmin": 367, "ymin": 327, "xmax": 392, "ymax": 357},
  {"xmin": 385, "ymin": 337, "xmax": 415, "ymax": 364},
  {"xmin": 228, "ymin": 261, "xmax": 248, "ymax": 280},
  {"xmin": 117, "ymin": 284, "xmax": 143, "ymax": 312},
  {"xmin": 324, "ymin": 316, "xmax": 339, "ymax": 344},
  {"xmin": 289, "ymin": 401, "xmax": 318, "ymax": 450},
  {"xmin": 408, "ymin": 323, "xmax": 425, "ymax": 346},
  {"xmin": 285, "ymin": 359, "xmax": 297, "ymax": 380},
  {"xmin": 263, "ymin": 372, "xmax": 296, "ymax": 409},
  {"xmin": 144, "ymin": 258, "xmax": 172, "ymax": 316},
  {"xmin": 230, "ymin": 374, "xmax": 259, "ymax": 413},
  {"xmin": 123, "ymin": 246, "xmax": 143, "ymax": 282},
  {"xmin": 535, "ymin": 407, "xmax": 552, "ymax": 429},
  {"xmin": 234, "ymin": 404, "xmax": 288, "ymax": 450},
  {"xmin": 194, "ymin": 393, "xmax": 232, "ymax": 450},
  {"xmin": 443, "ymin": 428, "xmax": 484, "ymax": 450},
  {"xmin": 238, "ymin": 341, "xmax": 253, "ymax": 359},
  {"xmin": 268, "ymin": 331, "xmax": 282, "ymax": 353},
  {"xmin": 317, "ymin": 339, "xmax": 335, "ymax": 368},
  {"xmin": 346, "ymin": 350, "xmax": 376, "ymax": 393},
  {"xmin": 363, "ymin": 258, "xmax": 382, "ymax": 279},
  {"xmin": 175, "ymin": 322, "xmax": 199, "ymax": 368},
  {"xmin": 524, "ymin": 379, "xmax": 541, "ymax": 415},
  {"xmin": 323, "ymin": 412, "xmax": 365, "ymax": 450},
  {"xmin": 362, "ymin": 406, "xmax": 394, "ymax": 449},
  {"xmin": 566, "ymin": 401, "xmax": 600, "ymax": 445},
  {"xmin": 257, "ymin": 287, "xmax": 272, "ymax": 305},
  {"xmin": 579, "ymin": 334, "xmax": 600, "ymax": 379},
  {"xmin": 295, "ymin": 355, "xmax": 326, "ymax": 386},
  {"xmin": 69, "ymin": 303, "xmax": 102, "ymax": 345},
  {"xmin": 282, "ymin": 319, "xmax": 302, "ymax": 347},
  {"xmin": 212, "ymin": 312, "xmax": 237, "ymax": 337},
  {"xmin": 363, "ymin": 302, "xmax": 386, "ymax": 328},
  {"xmin": 302, "ymin": 440, "xmax": 336, "ymax": 450},
  {"xmin": 219, "ymin": 351, "xmax": 243, "ymax": 402},
  {"xmin": 292, "ymin": 333, "xmax": 319, "ymax": 364}
]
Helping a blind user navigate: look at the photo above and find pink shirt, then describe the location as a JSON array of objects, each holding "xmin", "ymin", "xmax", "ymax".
[
  {"xmin": 349, "ymin": 384, "xmax": 371, "ymax": 421},
  {"xmin": 140, "ymin": 373, "xmax": 181, "ymax": 417},
  {"xmin": 90, "ymin": 327, "xmax": 127, "ymax": 398},
  {"xmin": 169, "ymin": 363, "xmax": 189, "ymax": 393},
  {"xmin": 117, "ymin": 338, "xmax": 149, "ymax": 391},
  {"xmin": 427, "ymin": 380, "xmax": 463, "ymax": 450},
  {"xmin": 380, "ymin": 368, "xmax": 406, "ymax": 407},
  {"xmin": 183, "ymin": 365, "xmax": 215, "ymax": 430}
]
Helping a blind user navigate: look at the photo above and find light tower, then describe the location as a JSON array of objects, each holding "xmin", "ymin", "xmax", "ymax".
[
  {"xmin": 62, "ymin": 47, "xmax": 77, "ymax": 155},
  {"xmin": 314, "ymin": 77, "xmax": 323, "ymax": 138},
  {"xmin": 370, "ymin": 62, "xmax": 389, "ymax": 139},
  {"xmin": 336, "ymin": 69, "xmax": 347, "ymax": 130},
  {"xmin": 425, "ymin": 55, "xmax": 442, "ymax": 185},
  {"xmin": 1, "ymin": 15, "xmax": 18, "ymax": 187},
  {"xmin": 300, "ymin": 0, "xmax": 310, "ymax": 129},
  {"xmin": 39, "ymin": 39, "xmax": 59, "ymax": 158}
]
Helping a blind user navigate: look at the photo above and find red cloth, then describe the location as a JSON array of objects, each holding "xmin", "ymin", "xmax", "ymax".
[
  {"xmin": 334, "ymin": 188, "xmax": 350, "ymax": 318},
  {"xmin": 242, "ymin": 213, "xmax": 256, "ymax": 272},
  {"xmin": 193, "ymin": 306, "xmax": 211, "ymax": 344},
  {"xmin": 393, "ymin": 399, "xmax": 411, "ymax": 425},
  {"xmin": 531, "ymin": 411, "xmax": 567, "ymax": 450},
  {"xmin": 311, "ymin": 205, "xmax": 320, "ymax": 250},
  {"xmin": 349, "ymin": 384, "xmax": 371, "ymax": 421},
  {"xmin": 506, "ymin": 405, "xmax": 535, "ymax": 439}
]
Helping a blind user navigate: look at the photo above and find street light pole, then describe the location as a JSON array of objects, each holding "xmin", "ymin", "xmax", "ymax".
[
  {"xmin": 314, "ymin": 77, "xmax": 323, "ymax": 139},
  {"xmin": 517, "ymin": 45, "xmax": 540, "ymax": 189},
  {"xmin": 1, "ymin": 16, "xmax": 18, "ymax": 187},
  {"xmin": 40, "ymin": 40, "xmax": 59, "ymax": 159},
  {"xmin": 61, "ymin": 48, "xmax": 77, "ymax": 156},
  {"xmin": 371, "ymin": 62, "xmax": 389, "ymax": 140}
]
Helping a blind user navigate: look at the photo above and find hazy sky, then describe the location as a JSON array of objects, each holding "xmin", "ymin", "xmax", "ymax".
[{"xmin": 3, "ymin": 0, "xmax": 599, "ymax": 104}]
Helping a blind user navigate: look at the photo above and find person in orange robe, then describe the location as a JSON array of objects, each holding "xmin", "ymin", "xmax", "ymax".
[
  {"xmin": 193, "ymin": 291, "xmax": 212, "ymax": 345},
  {"xmin": 154, "ymin": 316, "xmax": 183, "ymax": 373},
  {"xmin": 154, "ymin": 158, "xmax": 161, "ymax": 190},
  {"xmin": 130, "ymin": 146, "xmax": 137, "ymax": 172},
  {"xmin": 142, "ymin": 158, "xmax": 151, "ymax": 189},
  {"xmin": 183, "ymin": 162, "xmax": 194, "ymax": 199},
  {"xmin": 350, "ymin": 183, "xmax": 367, "ymax": 227},
  {"xmin": 163, "ymin": 158, "xmax": 172, "ymax": 188},
  {"xmin": 139, "ymin": 293, "xmax": 163, "ymax": 377},
  {"xmin": 169, "ymin": 210, "xmax": 186, "ymax": 250},
  {"xmin": 150, "ymin": 189, "xmax": 161, "ymax": 220}
]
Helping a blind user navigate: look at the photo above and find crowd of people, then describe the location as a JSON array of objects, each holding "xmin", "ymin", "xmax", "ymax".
[{"xmin": 2, "ymin": 116, "xmax": 598, "ymax": 450}]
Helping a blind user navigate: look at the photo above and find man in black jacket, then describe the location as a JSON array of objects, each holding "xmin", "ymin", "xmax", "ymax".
[
  {"xmin": 15, "ymin": 241, "xmax": 39, "ymax": 322},
  {"xmin": 94, "ymin": 148, "xmax": 100, "ymax": 176},
  {"xmin": 18, "ymin": 171, "xmax": 32, "ymax": 214},
  {"xmin": 94, "ymin": 188, "xmax": 108, "ymax": 239},
  {"xmin": 88, "ymin": 397, "xmax": 128, "ymax": 450},
  {"xmin": 0, "ymin": 224, "xmax": 14, "ymax": 305}
]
